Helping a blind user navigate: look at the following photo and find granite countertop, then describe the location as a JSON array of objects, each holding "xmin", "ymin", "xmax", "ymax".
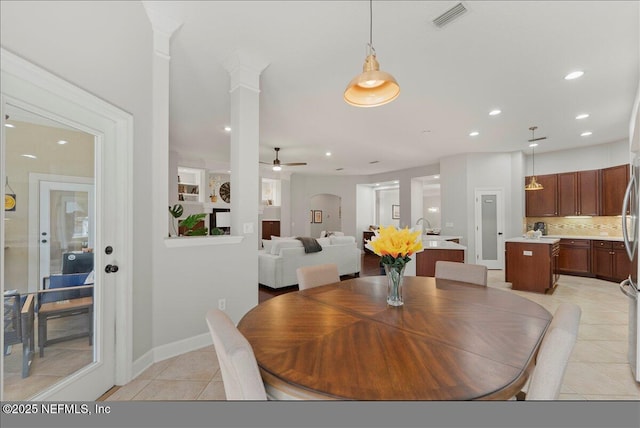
[
  {"xmin": 544, "ymin": 235, "xmax": 623, "ymax": 242},
  {"xmin": 419, "ymin": 240, "xmax": 466, "ymax": 250},
  {"xmin": 505, "ymin": 237, "xmax": 560, "ymax": 244}
]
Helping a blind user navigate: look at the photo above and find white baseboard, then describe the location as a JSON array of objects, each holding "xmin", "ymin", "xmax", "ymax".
[{"xmin": 130, "ymin": 332, "xmax": 213, "ymax": 381}]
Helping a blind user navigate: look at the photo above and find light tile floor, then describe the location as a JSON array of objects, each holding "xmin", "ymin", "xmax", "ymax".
[{"xmin": 104, "ymin": 271, "xmax": 640, "ymax": 401}]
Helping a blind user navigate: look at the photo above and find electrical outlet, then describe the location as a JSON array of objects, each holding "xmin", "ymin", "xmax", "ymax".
[
  {"xmin": 218, "ymin": 298, "xmax": 226, "ymax": 311},
  {"xmin": 243, "ymin": 222, "xmax": 254, "ymax": 234}
]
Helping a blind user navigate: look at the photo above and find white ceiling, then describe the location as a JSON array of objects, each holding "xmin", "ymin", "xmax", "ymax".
[{"xmin": 166, "ymin": 1, "xmax": 639, "ymax": 176}]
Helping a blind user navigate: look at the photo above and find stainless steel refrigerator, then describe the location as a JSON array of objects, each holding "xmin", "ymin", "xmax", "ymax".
[{"xmin": 621, "ymin": 88, "xmax": 640, "ymax": 383}]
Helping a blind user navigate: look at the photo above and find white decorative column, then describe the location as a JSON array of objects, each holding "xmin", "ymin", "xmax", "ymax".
[
  {"xmin": 224, "ymin": 52, "xmax": 269, "ymax": 244},
  {"xmin": 143, "ymin": 3, "xmax": 182, "ymax": 242}
]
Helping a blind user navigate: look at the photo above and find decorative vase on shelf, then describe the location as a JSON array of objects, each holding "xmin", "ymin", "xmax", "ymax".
[
  {"xmin": 384, "ymin": 263, "xmax": 405, "ymax": 307},
  {"xmin": 210, "ymin": 194, "xmax": 217, "ymax": 203}
]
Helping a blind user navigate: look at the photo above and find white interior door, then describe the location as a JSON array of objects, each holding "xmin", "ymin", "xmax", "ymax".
[
  {"xmin": 474, "ymin": 189, "xmax": 505, "ymax": 269},
  {"xmin": 1, "ymin": 49, "xmax": 132, "ymax": 401},
  {"xmin": 39, "ymin": 181, "xmax": 94, "ymax": 288}
]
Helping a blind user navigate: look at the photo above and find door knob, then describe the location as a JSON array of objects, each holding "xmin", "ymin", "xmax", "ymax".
[{"xmin": 105, "ymin": 264, "xmax": 119, "ymax": 273}]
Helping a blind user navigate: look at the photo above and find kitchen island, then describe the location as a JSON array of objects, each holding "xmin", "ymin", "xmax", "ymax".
[
  {"xmin": 416, "ymin": 238, "xmax": 466, "ymax": 277},
  {"xmin": 505, "ymin": 237, "xmax": 560, "ymax": 293}
]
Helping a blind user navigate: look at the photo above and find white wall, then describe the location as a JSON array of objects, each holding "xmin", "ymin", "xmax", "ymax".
[
  {"xmin": 526, "ymin": 139, "xmax": 630, "ymax": 175},
  {"xmin": 356, "ymin": 185, "xmax": 375, "ymax": 250},
  {"xmin": 422, "ymin": 194, "xmax": 441, "ymax": 229},
  {"xmin": 377, "ymin": 189, "xmax": 400, "ymax": 227}
]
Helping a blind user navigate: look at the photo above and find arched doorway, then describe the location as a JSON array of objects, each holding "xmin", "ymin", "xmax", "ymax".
[{"xmin": 309, "ymin": 193, "xmax": 341, "ymax": 238}]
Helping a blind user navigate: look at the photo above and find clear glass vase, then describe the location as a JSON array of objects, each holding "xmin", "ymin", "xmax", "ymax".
[{"xmin": 383, "ymin": 263, "xmax": 405, "ymax": 307}]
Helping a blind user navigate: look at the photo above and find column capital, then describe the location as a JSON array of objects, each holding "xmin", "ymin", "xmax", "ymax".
[
  {"xmin": 223, "ymin": 50, "xmax": 270, "ymax": 93},
  {"xmin": 143, "ymin": 1, "xmax": 183, "ymax": 58}
]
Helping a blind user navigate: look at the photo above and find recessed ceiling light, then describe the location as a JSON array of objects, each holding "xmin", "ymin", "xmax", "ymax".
[
  {"xmin": 393, "ymin": 181, "xmax": 399, "ymax": 184},
  {"xmin": 224, "ymin": 126, "xmax": 231, "ymax": 132},
  {"xmin": 4, "ymin": 123, "xmax": 15, "ymax": 128},
  {"xmin": 469, "ymin": 131, "xmax": 479, "ymax": 137},
  {"xmin": 21, "ymin": 154, "xmax": 37, "ymax": 159},
  {"xmin": 529, "ymin": 143, "xmax": 538, "ymax": 148},
  {"xmin": 575, "ymin": 113, "xmax": 589, "ymax": 120},
  {"xmin": 375, "ymin": 183, "xmax": 380, "ymax": 186},
  {"xmin": 57, "ymin": 140, "xmax": 68, "ymax": 145},
  {"xmin": 581, "ymin": 131, "xmax": 592, "ymax": 137},
  {"xmin": 434, "ymin": 175, "xmax": 440, "ymax": 179},
  {"xmin": 325, "ymin": 152, "xmax": 332, "ymax": 156},
  {"xmin": 564, "ymin": 71, "xmax": 584, "ymax": 80},
  {"xmin": 489, "ymin": 109, "xmax": 501, "ymax": 116}
]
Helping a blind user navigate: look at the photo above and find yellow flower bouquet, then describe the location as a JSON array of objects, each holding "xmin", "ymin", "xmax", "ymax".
[
  {"xmin": 366, "ymin": 225, "xmax": 423, "ymax": 306},
  {"xmin": 366, "ymin": 225, "xmax": 423, "ymax": 269}
]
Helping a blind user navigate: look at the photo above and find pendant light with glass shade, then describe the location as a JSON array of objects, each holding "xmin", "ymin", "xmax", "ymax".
[
  {"xmin": 344, "ymin": 0, "xmax": 400, "ymax": 107},
  {"xmin": 525, "ymin": 126, "xmax": 545, "ymax": 191}
]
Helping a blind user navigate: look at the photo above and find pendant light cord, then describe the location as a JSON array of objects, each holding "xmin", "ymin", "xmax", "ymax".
[{"xmin": 369, "ymin": 0, "xmax": 373, "ymax": 47}]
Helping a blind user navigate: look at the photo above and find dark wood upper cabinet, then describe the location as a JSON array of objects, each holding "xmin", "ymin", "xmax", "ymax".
[
  {"xmin": 525, "ymin": 173, "xmax": 558, "ymax": 217},
  {"xmin": 600, "ymin": 164, "xmax": 629, "ymax": 216},
  {"xmin": 558, "ymin": 170, "xmax": 599, "ymax": 216}
]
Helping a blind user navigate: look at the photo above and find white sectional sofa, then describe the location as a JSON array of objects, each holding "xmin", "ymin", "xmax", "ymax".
[{"xmin": 259, "ymin": 236, "xmax": 362, "ymax": 289}]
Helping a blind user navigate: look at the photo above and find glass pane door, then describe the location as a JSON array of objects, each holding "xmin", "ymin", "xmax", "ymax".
[{"xmin": 2, "ymin": 105, "xmax": 96, "ymax": 400}]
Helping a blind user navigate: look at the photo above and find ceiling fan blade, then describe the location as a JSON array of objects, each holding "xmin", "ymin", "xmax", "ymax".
[
  {"xmin": 528, "ymin": 136, "xmax": 547, "ymax": 142},
  {"xmin": 282, "ymin": 162, "xmax": 307, "ymax": 166},
  {"xmin": 259, "ymin": 161, "xmax": 272, "ymax": 165}
]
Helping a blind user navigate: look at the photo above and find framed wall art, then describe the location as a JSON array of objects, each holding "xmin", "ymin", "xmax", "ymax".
[
  {"xmin": 392, "ymin": 204, "xmax": 400, "ymax": 219},
  {"xmin": 313, "ymin": 210, "xmax": 323, "ymax": 223}
]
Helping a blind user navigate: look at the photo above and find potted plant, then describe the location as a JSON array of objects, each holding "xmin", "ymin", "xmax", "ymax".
[{"xmin": 168, "ymin": 204, "xmax": 209, "ymax": 236}]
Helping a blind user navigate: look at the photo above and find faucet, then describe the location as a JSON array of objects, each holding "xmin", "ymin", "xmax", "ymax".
[{"xmin": 416, "ymin": 218, "xmax": 431, "ymax": 235}]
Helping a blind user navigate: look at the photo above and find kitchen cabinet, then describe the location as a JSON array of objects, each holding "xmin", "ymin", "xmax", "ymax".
[
  {"xmin": 525, "ymin": 173, "xmax": 558, "ymax": 217},
  {"xmin": 557, "ymin": 170, "xmax": 599, "ymax": 216},
  {"xmin": 592, "ymin": 240, "xmax": 636, "ymax": 282},
  {"xmin": 262, "ymin": 220, "xmax": 280, "ymax": 240},
  {"xmin": 600, "ymin": 164, "xmax": 629, "ymax": 216},
  {"xmin": 505, "ymin": 239, "xmax": 560, "ymax": 293},
  {"xmin": 557, "ymin": 239, "xmax": 592, "ymax": 276},
  {"xmin": 416, "ymin": 248, "xmax": 465, "ymax": 277}
]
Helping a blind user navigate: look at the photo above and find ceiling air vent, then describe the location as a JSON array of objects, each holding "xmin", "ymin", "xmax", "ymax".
[
  {"xmin": 335, "ymin": 167, "xmax": 344, "ymax": 171},
  {"xmin": 369, "ymin": 160, "xmax": 380, "ymax": 164},
  {"xmin": 433, "ymin": 3, "xmax": 467, "ymax": 28}
]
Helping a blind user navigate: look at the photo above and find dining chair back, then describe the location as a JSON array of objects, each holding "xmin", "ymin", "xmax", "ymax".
[
  {"xmin": 526, "ymin": 303, "xmax": 581, "ymax": 400},
  {"xmin": 434, "ymin": 261, "xmax": 488, "ymax": 286},
  {"xmin": 205, "ymin": 309, "xmax": 267, "ymax": 400},
  {"xmin": 296, "ymin": 263, "xmax": 340, "ymax": 290}
]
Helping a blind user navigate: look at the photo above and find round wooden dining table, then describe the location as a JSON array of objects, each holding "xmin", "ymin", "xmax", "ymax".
[{"xmin": 238, "ymin": 276, "xmax": 552, "ymax": 400}]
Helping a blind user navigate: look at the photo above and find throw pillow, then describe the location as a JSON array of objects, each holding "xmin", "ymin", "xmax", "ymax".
[
  {"xmin": 270, "ymin": 239, "xmax": 303, "ymax": 255},
  {"xmin": 262, "ymin": 240, "xmax": 273, "ymax": 253}
]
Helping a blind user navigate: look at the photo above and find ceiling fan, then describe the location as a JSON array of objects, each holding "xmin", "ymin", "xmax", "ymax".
[
  {"xmin": 527, "ymin": 126, "xmax": 547, "ymax": 143},
  {"xmin": 260, "ymin": 147, "xmax": 307, "ymax": 171}
]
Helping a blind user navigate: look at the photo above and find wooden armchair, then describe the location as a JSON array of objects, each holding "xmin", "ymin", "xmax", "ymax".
[{"xmin": 3, "ymin": 292, "xmax": 35, "ymax": 378}]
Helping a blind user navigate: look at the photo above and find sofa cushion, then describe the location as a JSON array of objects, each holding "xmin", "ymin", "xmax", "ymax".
[
  {"xmin": 270, "ymin": 239, "xmax": 303, "ymax": 255},
  {"xmin": 316, "ymin": 237, "xmax": 331, "ymax": 247},
  {"xmin": 329, "ymin": 235, "xmax": 356, "ymax": 245}
]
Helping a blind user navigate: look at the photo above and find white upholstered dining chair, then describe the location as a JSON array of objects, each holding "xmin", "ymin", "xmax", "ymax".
[
  {"xmin": 520, "ymin": 302, "xmax": 581, "ymax": 400},
  {"xmin": 434, "ymin": 261, "xmax": 488, "ymax": 286},
  {"xmin": 205, "ymin": 309, "xmax": 267, "ymax": 400},
  {"xmin": 296, "ymin": 263, "xmax": 340, "ymax": 290}
]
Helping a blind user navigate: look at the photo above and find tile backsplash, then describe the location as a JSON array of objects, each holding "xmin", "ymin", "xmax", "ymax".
[{"xmin": 525, "ymin": 216, "xmax": 624, "ymax": 237}]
